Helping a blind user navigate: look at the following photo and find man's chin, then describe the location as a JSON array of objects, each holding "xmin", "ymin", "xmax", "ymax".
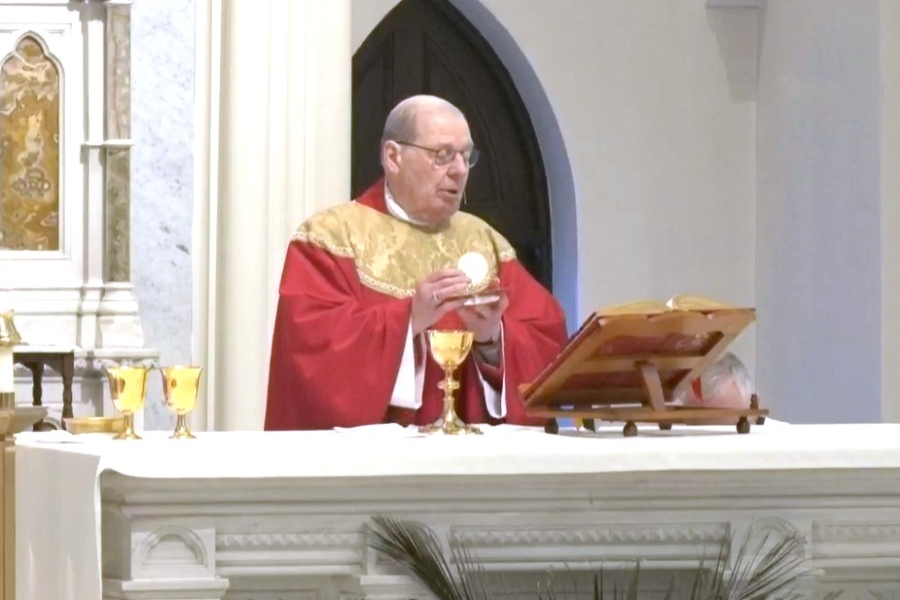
[
  {"xmin": 435, "ymin": 195, "xmax": 462, "ymax": 213},
  {"xmin": 436, "ymin": 190, "xmax": 461, "ymax": 202}
]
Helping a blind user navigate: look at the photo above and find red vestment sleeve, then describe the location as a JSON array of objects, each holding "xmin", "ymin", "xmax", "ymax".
[{"xmin": 265, "ymin": 240, "xmax": 411, "ymax": 430}]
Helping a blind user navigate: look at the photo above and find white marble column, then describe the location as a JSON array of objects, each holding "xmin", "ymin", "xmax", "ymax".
[{"xmin": 193, "ymin": 0, "xmax": 351, "ymax": 430}]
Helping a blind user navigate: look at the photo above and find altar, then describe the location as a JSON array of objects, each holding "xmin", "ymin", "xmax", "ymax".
[{"xmin": 13, "ymin": 423, "xmax": 900, "ymax": 600}]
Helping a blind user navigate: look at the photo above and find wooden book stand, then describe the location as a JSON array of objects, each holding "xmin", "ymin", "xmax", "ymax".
[{"xmin": 519, "ymin": 304, "xmax": 768, "ymax": 436}]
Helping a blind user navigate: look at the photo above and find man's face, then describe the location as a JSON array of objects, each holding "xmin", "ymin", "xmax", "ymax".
[{"xmin": 386, "ymin": 109, "xmax": 473, "ymax": 225}]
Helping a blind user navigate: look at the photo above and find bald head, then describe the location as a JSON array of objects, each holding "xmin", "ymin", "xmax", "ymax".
[
  {"xmin": 379, "ymin": 95, "xmax": 474, "ymax": 225},
  {"xmin": 381, "ymin": 95, "xmax": 466, "ymax": 147}
]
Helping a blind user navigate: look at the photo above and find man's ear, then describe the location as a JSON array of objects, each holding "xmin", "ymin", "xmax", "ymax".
[{"xmin": 382, "ymin": 141, "xmax": 402, "ymax": 175}]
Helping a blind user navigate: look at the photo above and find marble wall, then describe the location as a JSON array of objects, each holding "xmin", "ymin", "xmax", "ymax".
[{"xmin": 131, "ymin": 0, "xmax": 195, "ymax": 429}]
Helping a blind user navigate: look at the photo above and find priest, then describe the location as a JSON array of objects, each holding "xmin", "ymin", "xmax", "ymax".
[{"xmin": 265, "ymin": 95, "xmax": 567, "ymax": 430}]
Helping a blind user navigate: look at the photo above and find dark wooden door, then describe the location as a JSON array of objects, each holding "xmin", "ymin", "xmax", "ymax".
[{"xmin": 352, "ymin": 0, "xmax": 552, "ymax": 288}]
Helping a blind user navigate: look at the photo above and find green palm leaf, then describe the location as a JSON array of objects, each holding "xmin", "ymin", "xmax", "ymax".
[
  {"xmin": 367, "ymin": 516, "xmax": 811, "ymax": 600},
  {"xmin": 367, "ymin": 515, "xmax": 486, "ymax": 600}
]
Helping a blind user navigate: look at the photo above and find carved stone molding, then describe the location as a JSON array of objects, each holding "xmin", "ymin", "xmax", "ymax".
[
  {"xmin": 450, "ymin": 523, "xmax": 728, "ymax": 547},
  {"xmin": 217, "ymin": 532, "xmax": 361, "ymax": 550},
  {"xmin": 130, "ymin": 524, "xmax": 219, "ymax": 581},
  {"xmin": 103, "ymin": 577, "xmax": 229, "ymax": 600},
  {"xmin": 358, "ymin": 574, "xmax": 429, "ymax": 600},
  {"xmin": 139, "ymin": 525, "xmax": 209, "ymax": 569},
  {"xmin": 813, "ymin": 522, "xmax": 900, "ymax": 544},
  {"xmin": 215, "ymin": 530, "xmax": 364, "ymax": 577}
]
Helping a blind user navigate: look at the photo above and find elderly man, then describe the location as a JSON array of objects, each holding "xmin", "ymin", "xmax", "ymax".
[{"xmin": 265, "ymin": 95, "xmax": 568, "ymax": 430}]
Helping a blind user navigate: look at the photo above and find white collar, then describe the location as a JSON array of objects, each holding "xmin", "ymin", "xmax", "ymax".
[{"xmin": 384, "ymin": 183, "xmax": 430, "ymax": 226}]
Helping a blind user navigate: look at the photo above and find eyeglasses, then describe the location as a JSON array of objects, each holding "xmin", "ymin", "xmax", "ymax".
[{"xmin": 396, "ymin": 141, "xmax": 481, "ymax": 168}]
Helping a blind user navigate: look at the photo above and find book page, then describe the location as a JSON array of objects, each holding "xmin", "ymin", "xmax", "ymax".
[
  {"xmin": 594, "ymin": 299, "xmax": 670, "ymax": 317},
  {"xmin": 666, "ymin": 294, "xmax": 736, "ymax": 311}
]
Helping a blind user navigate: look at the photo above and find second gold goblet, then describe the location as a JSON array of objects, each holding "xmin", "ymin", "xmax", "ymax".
[
  {"xmin": 161, "ymin": 366, "xmax": 202, "ymax": 439},
  {"xmin": 106, "ymin": 365, "xmax": 150, "ymax": 440},
  {"xmin": 420, "ymin": 329, "xmax": 482, "ymax": 435}
]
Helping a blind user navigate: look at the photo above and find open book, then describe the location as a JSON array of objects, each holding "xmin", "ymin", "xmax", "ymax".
[
  {"xmin": 520, "ymin": 294, "xmax": 764, "ymax": 435},
  {"xmin": 592, "ymin": 294, "xmax": 738, "ymax": 317}
]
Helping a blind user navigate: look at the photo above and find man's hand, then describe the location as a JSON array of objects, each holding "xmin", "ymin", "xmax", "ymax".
[
  {"xmin": 410, "ymin": 269, "xmax": 470, "ymax": 336},
  {"xmin": 457, "ymin": 279, "xmax": 508, "ymax": 343}
]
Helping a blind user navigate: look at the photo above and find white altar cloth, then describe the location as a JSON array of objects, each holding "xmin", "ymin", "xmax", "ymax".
[{"xmin": 13, "ymin": 423, "xmax": 900, "ymax": 600}]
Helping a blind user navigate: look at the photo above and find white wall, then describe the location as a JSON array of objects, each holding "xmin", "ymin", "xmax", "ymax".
[
  {"xmin": 882, "ymin": 0, "xmax": 900, "ymax": 422},
  {"xmin": 757, "ymin": 0, "xmax": 882, "ymax": 423},
  {"xmin": 353, "ymin": 0, "xmax": 759, "ymax": 376}
]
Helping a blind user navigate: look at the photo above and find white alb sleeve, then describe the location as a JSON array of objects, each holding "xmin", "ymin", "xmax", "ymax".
[{"xmin": 389, "ymin": 323, "xmax": 425, "ymax": 410}]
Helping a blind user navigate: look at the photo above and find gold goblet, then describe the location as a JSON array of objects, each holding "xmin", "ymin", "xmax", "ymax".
[
  {"xmin": 161, "ymin": 366, "xmax": 202, "ymax": 439},
  {"xmin": 105, "ymin": 365, "xmax": 150, "ymax": 440},
  {"xmin": 421, "ymin": 329, "xmax": 482, "ymax": 435}
]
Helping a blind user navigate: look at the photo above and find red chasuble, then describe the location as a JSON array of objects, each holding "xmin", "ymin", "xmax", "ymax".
[{"xmin": 265, "ymin": 180, "xmax": 568, "ymax": 430}]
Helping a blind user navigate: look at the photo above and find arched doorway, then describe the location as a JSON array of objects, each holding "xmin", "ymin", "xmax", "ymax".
[{"xmin": 352, "ymin": 0, "xmax": 553, "ymax": 289}]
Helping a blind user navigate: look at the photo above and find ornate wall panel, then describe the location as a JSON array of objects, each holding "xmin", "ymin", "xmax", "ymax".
[
  {"xmin": 0, "ymin": 35, "xmax": 60, "ymax": 251},
  {"xmin": 0, "ymin": 0, "xmax": 156, "ymax": 428}
]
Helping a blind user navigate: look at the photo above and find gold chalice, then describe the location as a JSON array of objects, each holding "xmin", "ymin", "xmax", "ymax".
[
  {"xmin": 161, "ymin": 366, "xmax": 202, "ymax": 439},
  {"xmin": 105, "ymin": 365, "xmax": 150, "ymax": 440},
  {"xmin": 421, "ymin": 329, "xmax": 482, "ymax": 435}
]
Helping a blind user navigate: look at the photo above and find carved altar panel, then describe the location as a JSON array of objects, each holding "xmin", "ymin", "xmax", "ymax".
[{"xmin": 15, "ymin": 426, "xmax": 900, "ymax": 599}]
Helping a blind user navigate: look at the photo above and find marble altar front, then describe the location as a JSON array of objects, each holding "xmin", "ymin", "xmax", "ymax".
[{"xmin": 13, "ymin": 423, "xmax": 900, "ymax": 599}]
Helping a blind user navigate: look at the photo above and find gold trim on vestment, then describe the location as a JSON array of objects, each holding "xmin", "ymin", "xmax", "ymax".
[{"xmin": 293, "ymin": 202, "xmax": 516, "ymax": 298}]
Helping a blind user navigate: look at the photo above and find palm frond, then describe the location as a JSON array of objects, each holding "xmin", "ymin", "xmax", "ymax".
[
  {"xmin": 449, "ymin": 531, "xmax": 490, "ymax": 600},
  {"xmin": 686, "ymin": 519, "xmax": 808, "ymax": 600},
  {"xmin": 662, "ymin": 576, "xmax": 678, "ymax": 600},
  {"xmin": 728, "ymin": 521, "xmax": 808, "ymax": 600},
  {"xmin": 625, "ymin": 562, "xmax": 640, "ymax": 600},
  {"xmin": 367, "ymin": 516, "xmax": 811, "ymax": 600},
  {"xmin": 367, "ymin": 515, "xmax": 486, "ymax": 600},
  {"xmin": 688, "ymin": 539, "xmax": 729, "ymax": 598}
]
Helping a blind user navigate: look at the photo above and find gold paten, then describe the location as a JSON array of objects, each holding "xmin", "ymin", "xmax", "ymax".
[
  {"xmin": 64, "ymin": 416, "xmax": 125, "ymax": 435},
  {"xmin": 420, "ymin": 330, "xmax": 482, "ymax": 436}
]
